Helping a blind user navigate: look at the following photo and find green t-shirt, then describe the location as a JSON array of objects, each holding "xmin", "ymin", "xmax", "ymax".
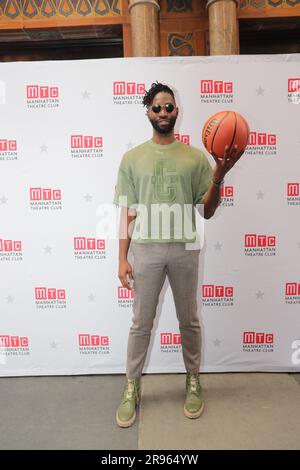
[{"xmin": 113, "ymin": 139, "xmax": 212, "ymax": 244}]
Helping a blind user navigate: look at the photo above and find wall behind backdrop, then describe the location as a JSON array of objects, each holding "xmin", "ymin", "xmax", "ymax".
[{"xmin": 0, "ymin": 54, "xmax": 300, "ymax": 377}]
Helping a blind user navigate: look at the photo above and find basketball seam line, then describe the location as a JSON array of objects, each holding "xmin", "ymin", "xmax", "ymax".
[
  {"xmin": 211, "ymin": 111, "xmax": 230, "ymax": 156},
  {"xmin": 228, "ymin": 111, "xmax": 237, "ymax": 154}
]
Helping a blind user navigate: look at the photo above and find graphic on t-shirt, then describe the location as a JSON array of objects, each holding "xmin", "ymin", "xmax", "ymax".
[{"xmin": 151, "ymin": 159, "xmax": 178, "ymax": 202}]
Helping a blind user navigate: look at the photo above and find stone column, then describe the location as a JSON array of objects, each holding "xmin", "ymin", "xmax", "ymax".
[
  {"xmin": 206, "ymin": 0, "xmax": 239, "ymax": 55},
  {"xmin": 128, "ymin": 0, "xmax": 160, "ymax": 57}
]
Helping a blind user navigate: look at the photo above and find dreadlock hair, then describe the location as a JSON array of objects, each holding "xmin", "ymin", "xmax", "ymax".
[{"xmin": 142, "ymin": 81, "xmax": 175, "ymax": 107}]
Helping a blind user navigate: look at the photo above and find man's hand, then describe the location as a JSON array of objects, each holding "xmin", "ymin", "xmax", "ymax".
[
  {"xmin": 210, "ymin": 144, "xmax": 245, "ymax": 183},
  {"xmin": 119, "ymin": 259, "xmax": 134, "ymax": 290}
]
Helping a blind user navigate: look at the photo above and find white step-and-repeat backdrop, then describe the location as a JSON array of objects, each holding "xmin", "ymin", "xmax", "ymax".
[{"xmin": 1, "ymin": 54, "xmax": 300, "ymax": 376}]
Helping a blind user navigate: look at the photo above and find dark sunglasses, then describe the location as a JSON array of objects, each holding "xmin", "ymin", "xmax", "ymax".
[{"xmin": 151, "ymin": 103, "xmax": 175, "ymax": 113}]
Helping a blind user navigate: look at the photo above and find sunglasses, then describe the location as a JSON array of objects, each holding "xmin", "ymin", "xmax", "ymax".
[{"xmin": 151, "ymin": 103, "xmax": 175, "ymax": 113}]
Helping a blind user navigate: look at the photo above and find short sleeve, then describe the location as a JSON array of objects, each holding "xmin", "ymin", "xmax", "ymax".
[
  {"xmin": 193, "ymin": 153, "xmax": 213, "ymax": 206},
  {"xmin": 113, "ymin": 154, "xmax": 138, "ymax": 208}
]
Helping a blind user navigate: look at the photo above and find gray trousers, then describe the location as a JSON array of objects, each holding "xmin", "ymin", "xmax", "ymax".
[{"xmin": 126, "ymin": 242, "xmax": 201, "ymax": 379}]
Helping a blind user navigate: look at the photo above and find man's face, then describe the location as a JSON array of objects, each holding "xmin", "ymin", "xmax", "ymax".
[{"xmin": 147, "ymin": 92, "xmax": 178, "ymax": 135}]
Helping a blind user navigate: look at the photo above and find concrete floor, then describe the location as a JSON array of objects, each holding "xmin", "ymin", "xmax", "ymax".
[
  {"xmin": 0, "ymin": 375, "xmax": 138, "ymax": 450},
  {"xmin": 139, "ymin": 373, "xmax": 300, "ymax": 450},
  {"xmin": 0, "ymin": 373, "xmax": 299, "ymax": 450}
]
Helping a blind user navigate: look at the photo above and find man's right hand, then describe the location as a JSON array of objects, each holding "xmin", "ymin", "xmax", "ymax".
[{"xmin": 118, "ymin": 259, "xmax": 134, "ymax": 290}]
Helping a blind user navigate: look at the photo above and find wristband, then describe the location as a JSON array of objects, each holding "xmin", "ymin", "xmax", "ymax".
[{"xmin": 212, "ymin": 178, "xmax": 224, "ymax": 187}]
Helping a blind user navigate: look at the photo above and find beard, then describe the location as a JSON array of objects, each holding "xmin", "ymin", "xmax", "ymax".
[{"xmin": 149, "ymin": 115, "xmax": 177, "ymax": 135}]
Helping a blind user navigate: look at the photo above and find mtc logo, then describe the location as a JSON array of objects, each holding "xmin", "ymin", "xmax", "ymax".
[
  {"xmin": 0, "ymin": 139, "xmax": 17, "ymax": 151},
  {"xmin": 30, "ymin": 188, "xmax": 61, "ymax": 201},
  {"xmin": 78, "ymin": 334, "xmax": 109, "ymax": 346},
  {"xmin": 285, "ymin": 283, "xmax": 300, "ymax": 296},
  {"xmin": 288, "ymin": 78, "xmax": 300, "ymax": 93},
  {"xmin": 202, "ymin": 285, "xmax": 234, "ymax": 297},
  {"xmin": 0, "ymin": 335, "xmax": 29, "ymax": 347},
  {"xmin": 220, "ymin": 185, "xmax": 234, "ymax": 198},
  {"xmin": 174, "ymin": 134, "xmax": 190, "ymax": 145},
  {"xmin": 244, "ymin": 234, "xmax": 276, "ymax": 247},
  {"xmin": 160, "ymin": 333, "xmax": 182, "ymax": 345},
  {"xmin": 118, "ymin": 286, "xmax": 134, "ymax": 299},
  {"xmin": 27, "ymin": 85, "xmax": 59, "ymax": 99},
  {"xmin": 287, "ymin": 183, "xmax": 299, "ymax": 197},
  {"xmin": 74, "ymin": 237, "xmax": 105, "ymax": 251},
  {"xmin": 0, "ymin": 239, "xmax": 22, "ymax": 252},
  {"xmin": 243, "ymin": 332, "xmax": 274, "ymax": 344},
  {"xmin": 35, "ymin": 287, "xmax": 66, "ymax": 300},
  {"xmin": 248, "ymin": 132, "xmax": 276, "ymax": 146},
  {"xmin": 201, "ymin": 80, "xmax": 233, "ymax": 94},
  {"xmin": 71, "ymin": 135, "xmax": 103, "ymax": 148},
  {"xmin": 113, "ymin": 82, "xmax": 146, "ymax": 95}
]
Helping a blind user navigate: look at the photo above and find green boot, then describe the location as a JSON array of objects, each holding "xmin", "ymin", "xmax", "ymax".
[
  {"xmin": 116, "ymin": 378, "xmax": 140, "ymax": 428},
  {"xmin": 184, "ymin": 372, "xmax": 204, "ymax": 419}
]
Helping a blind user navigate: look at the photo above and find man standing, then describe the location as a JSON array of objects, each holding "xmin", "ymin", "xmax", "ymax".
[{"xmin": 113, "ymin": 82, "xmax": 242, "ymax": 428}]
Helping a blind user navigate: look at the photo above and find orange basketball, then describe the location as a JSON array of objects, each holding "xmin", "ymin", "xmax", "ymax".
[{"xmin": 202, "ymin": 111, "xmax": 250, "ymax": 159}]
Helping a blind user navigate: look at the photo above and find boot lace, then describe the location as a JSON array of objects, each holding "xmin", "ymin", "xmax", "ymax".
[
  {"xmin": 187, "ymin": 373, "xmax": 201, "ymax": 394},
  {"xmin": 122, "ymin": 379, "xmax": 139, "ymax": 403},
  {"xmin": 125, "ymin": 380, "xmax": 135, "ymax": 400}
]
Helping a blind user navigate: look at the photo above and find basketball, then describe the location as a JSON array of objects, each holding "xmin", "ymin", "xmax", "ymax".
[{"xmin": 202, "ymin": 111, "xmax": 250, "ymax": 159}]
